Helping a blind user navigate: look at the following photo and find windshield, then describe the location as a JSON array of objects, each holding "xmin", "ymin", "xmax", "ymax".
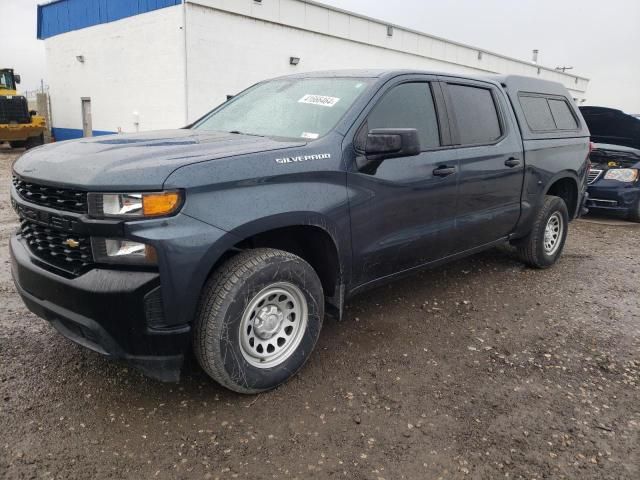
[
  {"xmin": 0, "ymin": 70, "xmax": 16, "ymax": 90},
  {"xmin": 193, "ymin": 77, "xmax": 371, "ymax": 140}
]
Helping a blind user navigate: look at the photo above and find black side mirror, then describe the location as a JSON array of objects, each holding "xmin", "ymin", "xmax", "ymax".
[
  {"xmin": 29, "ymin": 110, "xmax": 37, "ymax": 116},
  {"xmin": 226, "ymin": 94, "xmax": 235, "ymax": 101},
  {"xmin": 365, "ymin": 128, "xmax": 421, "ymax": 161},
  {"xmin": 14, "ymin": 74, "xmax": 21, "ymax": 84}
]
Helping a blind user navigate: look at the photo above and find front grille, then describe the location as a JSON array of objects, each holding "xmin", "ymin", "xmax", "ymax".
[
  {"xmin": 0, "ymin": 95, "xmax": 30, "ymax": 124},
  {"xmin": 12, "ymin": 175, "xmax": 88, "ymax": 213},
  {"xmin": 20, "ymin": 220, "xmax": 93, "ymax": 274},
  {"xmin": 587, "ymin": 169, "xmax": 603, "ymax": 185}
]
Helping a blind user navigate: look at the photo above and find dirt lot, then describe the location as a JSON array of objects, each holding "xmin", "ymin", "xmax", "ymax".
[{"xmin": 1, "ymin": 145, "xmax": 639, "ymax": 479}]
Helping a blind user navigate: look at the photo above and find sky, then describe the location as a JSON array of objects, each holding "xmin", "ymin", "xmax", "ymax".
[
  {"xmin": 2, "ymin": 0, "xmax": 639, "ymax": 111},
  {"xmin": 2, "ymin": 0, "xmax": 44, "ymax": 93}
]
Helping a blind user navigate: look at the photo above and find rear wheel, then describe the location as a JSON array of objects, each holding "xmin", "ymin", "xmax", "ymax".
[
  {"xmin": 194, "ymin": 248, "xmax": 324, "ymax": 394},
  {"xmin": 514, "ymin": 195, "xmax": 569, "ymax": 268}
]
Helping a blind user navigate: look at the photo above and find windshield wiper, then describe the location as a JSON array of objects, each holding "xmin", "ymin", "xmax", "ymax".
[{"xmin": 228, "ymin": 130, "xmax": 265, "ymax": 138}]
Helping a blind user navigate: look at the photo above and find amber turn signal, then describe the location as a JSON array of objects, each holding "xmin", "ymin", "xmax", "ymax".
[{"xmin": 142, "ymin": 192, "xmax": 181, "ymax": 216}]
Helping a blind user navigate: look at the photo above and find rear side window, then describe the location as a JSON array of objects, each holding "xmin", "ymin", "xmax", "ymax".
[
  {"xmin": 520, "ymin": 96, "xmax": 556, "ymax": 131},
  {"xmin": 447, "ymin": 84, "xmax": 502, "ymax": 145},
  {"xmin": 367, "ymin": 83, "xmax": 440, "ymax": 149},
  {"xmin": 548, "ymin": 99, "xmax": 578, "ymax": 129},
  {"xmin": 520, "ymin": 94, "xmax": 578, "ymax": 131}
]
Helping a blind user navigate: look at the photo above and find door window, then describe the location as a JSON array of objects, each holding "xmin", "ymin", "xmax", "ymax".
[
  {"xmin": 366, "ymin": 83, "xmax": 440, "ymax": 149},
  {"xmin": 447, "ymin": 84, "xmax": 502, "ymax": 145}
]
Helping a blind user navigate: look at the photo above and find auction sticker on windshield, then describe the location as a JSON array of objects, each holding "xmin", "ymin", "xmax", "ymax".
[{"xmin": 298, "ymin": 94, "xmax": 341, "ymax": 107}]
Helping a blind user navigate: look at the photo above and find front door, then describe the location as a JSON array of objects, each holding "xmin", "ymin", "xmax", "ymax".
[{"xmin": 347, "ymin": 79, "xmax": 460, "ymax": 287}]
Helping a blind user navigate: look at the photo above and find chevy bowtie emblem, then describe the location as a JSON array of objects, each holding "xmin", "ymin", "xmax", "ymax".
[{"xmin": 64, "ymin": 238, "xmax": 80, "ymax": 248}]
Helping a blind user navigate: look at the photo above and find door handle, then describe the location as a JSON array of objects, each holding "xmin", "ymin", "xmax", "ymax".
[
  {"xmin": 505, "ymin": 158, "xmax": 521, "ymax": 168},
  {"xmin": 433, "ymin": 166, "xmax": 457, "ymax": 177}
]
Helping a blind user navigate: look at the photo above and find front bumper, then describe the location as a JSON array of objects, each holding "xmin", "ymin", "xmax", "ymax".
[
  {"xmin": 10, "ymin": 234, "xmax": 190, "ymax": 381},
  {"xmin": 586, "ymin": 182, "xmax": 640, "ymax": 216}
]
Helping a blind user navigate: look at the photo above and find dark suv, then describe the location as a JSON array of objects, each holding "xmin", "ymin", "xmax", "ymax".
[{"xmin": 10, "ymin": 70, "xmax": 590, "ymax": 393}]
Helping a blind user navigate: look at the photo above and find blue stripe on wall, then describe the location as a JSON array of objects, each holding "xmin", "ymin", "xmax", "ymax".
[
  {"xmin": 37, "ymin": 0, "xmax": 182, "ymax": 39},
  {"xmin": 52, "ymin": 127, "xmax": 116, "ymax": 142}
]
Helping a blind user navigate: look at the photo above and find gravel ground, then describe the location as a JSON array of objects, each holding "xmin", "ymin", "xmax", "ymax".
[{"xmin": 1, "ymin": 145, "xmax": 639, "ymax": 479}]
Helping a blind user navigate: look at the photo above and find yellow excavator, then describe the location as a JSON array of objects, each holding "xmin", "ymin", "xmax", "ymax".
[{"xmin": 0, "ymin": 68, "xmax": 46, "ymax": 149}]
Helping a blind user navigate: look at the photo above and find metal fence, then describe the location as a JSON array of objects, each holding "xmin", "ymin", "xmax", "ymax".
[
  {"xmin": 23, "ymin": 84, "xmax": 53, "ymax": 141},
  {"xmin": 23, "ymin": 84, "xmax": 50, "ymax": 101}
]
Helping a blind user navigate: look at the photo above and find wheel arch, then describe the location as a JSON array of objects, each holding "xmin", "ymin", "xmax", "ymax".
[
  {"xmin": 194, "ymin": 212, "xmax": 348, "ymax": 320},
  {"xmin": 543, "ymin": 172, "xmax": 581, "ymax": 219}
]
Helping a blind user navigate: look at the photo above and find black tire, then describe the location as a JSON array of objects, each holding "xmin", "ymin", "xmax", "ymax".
[
  {"xmin": 514, "ymin": 195, "xmax": 569, "ymax": 269},
  {"xmin": 628, "ymin": 199, "xmax": 640, "ymax": 223},
  {"xmin": 25, "ymin": 133, "xmax": 44, "ymax": 150},
  {"xmin": 9, "ymin": 140, "xmax": 26, "ymax": 149},
  {"xmin": 194, "ymin": 248, "xmax": 324, "ymax": 394}
]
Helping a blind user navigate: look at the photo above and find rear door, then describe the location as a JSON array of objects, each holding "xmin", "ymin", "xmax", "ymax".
[
  {"xmin": 439, "ymin": 78, "xmax": 524, "ymax": 252},
  {"xmin": 346, "ymin": 76, "xmax": 460, "ymax": 286}
]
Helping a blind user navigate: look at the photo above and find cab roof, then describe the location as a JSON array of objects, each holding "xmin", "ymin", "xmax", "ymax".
[{"xmin": 277, "ymin": 70, "xmax": 566, "ymax": 90}]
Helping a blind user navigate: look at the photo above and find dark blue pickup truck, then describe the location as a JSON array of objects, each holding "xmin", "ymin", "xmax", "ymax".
[{"xmin": 10, "ymin": 70, "xmax": 590, "ymax": 393}]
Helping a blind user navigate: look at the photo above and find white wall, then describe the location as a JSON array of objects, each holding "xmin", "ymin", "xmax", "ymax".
[
  {"xmin": 44, "ymin": 0, "xmax": 590, "ymax": 134},
  {"xmin": 45, "ymin": 5, "xmax": 185, "ymax": 135},
  {"xmin": 185, "ymin": 0, "xmax": 588, "ymax": 122},
  {"xmin": 186, "ymin": 4, "xmax": 484, "ymax": 121}
]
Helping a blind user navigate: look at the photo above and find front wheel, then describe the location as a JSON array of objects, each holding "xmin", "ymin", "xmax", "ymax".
[
  {"xmin": 194, "ymin": 248, "xmax": 324, "ymax": 394},
  {"xmin": 513, "ymin": 195, "xmax": 569, "ymax": 268}
]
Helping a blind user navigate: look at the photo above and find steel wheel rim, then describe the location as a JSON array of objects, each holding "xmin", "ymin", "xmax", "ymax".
[
  {"xmin": 239, "ymin": 282, "xmax": 308, "ymax": 369},
  {"xmin": 543, "ymin": 212, "xmax": 564, "ymax": 255}
]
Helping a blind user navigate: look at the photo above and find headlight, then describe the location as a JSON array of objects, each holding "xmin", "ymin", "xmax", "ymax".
[
  {"xmin": 88, "ymin": 191, "xmax": 182, "ymax": 218},
  {"xmin": 91, "ymin": 238, "xmax": 157, "ymax": 265},
  {"xmin": 604, "ymin": 168, "xmax": 638, "ymax": 182}
]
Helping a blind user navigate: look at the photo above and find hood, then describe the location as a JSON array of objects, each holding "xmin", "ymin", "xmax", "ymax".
[
  {"xmin": 13, "ymin": 129, "xmax": 305, "ymax": 190},
  {"xmin": 580, "ymin": 106, "xmax": 640, "ymax": 150}
]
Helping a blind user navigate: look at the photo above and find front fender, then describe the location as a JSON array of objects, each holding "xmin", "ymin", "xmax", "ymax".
[
  {"xmin": 178, "ymin": 211, "xmax": 350, "ymax": 327},
  {"xmin": 162, "ymin": 140, "xmax": 353, "ymax": 309},
  {"xmin": 126, "ymin": 211, "xmax": 349, "ymax": 330}
]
